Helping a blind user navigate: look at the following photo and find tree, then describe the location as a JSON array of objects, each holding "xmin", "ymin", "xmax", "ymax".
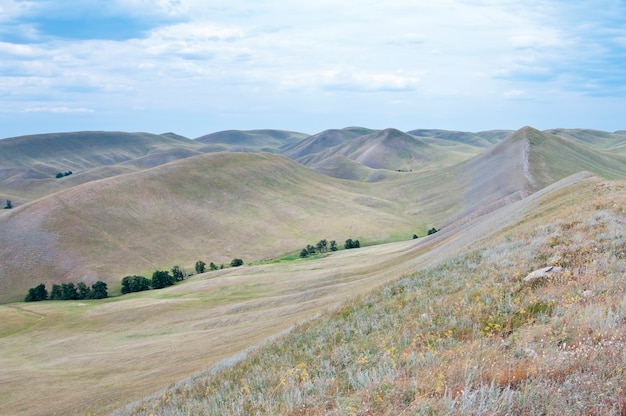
[
  {"xmin": 316, "ymin": 239, "xmax": 328, "ymax": 253},
  {"xmin": 151, "ymin": 270, "xmax": 174, "ymax": 289},
  {"xmin": 24, "ymin": 283, "xmax": 48, "ymax": 302},
  {"xmin": 209, "ymin": 262, "xmax": 218, "ymax": 271},
  {"xmin": 195, "ymin": 260, "xmax": 206, "ymax": 274},
  {"xmin": 50, "ymin": 284, "xmax": 62, "ymax": 300},
  {"xmin": 344, "ymin": 239, "xmax": 361, "ymax": 249},
  {"xmin": 306, "ymin": 245, "xmax": 316, "ymax": 255},
  {"xmin": 4, "ymin": 199, "xmax": 12, "ymax": 209},
  {"xmin": 230, "ymin": 258, "xmax": 243, "ymax": 267},
  {"xmin": 77, "ymin": 282, "xmax": 90, "ymax": 299},
  {"xmin": 61, "ymin": 283, "xmax": 79, "ymax": 300},
  {"xmin": 413, "ymin": 234, "xmax": 419, "ymax": 239},
  {"xmin": 428, "ymin": 227, "xmax": 439, "ymax": 235},
  {"xmin": 171, "ymin": 265, "xmax": 186, "ymax": 282},
  {"xmin": 330, "ymin": 240, "xmax": 338, "ymax": 251},
  {"xmin": 300, "ymin": 248, "xmax": 309, "ymax": 258},
  {"xmin": 121, "ymin": 275, "xmax": 150, "ymax": 294},
  {"xmin": 56, "ymin": 172, "xmax": 64, "ymax": 179},
  {"xmin": 90, "ymin": 281, "xmax": 108, "ymax": 299}
]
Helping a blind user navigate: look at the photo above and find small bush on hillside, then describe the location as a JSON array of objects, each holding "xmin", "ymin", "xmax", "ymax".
[
  {"xmin": 4, "ymin": 199, "xmax": 12, "ymax": 209},
  {"xmin": 55, "ymin": 171, "xmax": 73, "ymax": 179},
  {"xmin": 427, "ymin": 227, "xmax": 439, "ymax": 235},
  {"xmin": 209, "ymin": 262, "xmax": 218, "ymax": 271},
  {"xmin": 230, "ymin": 258, "xmax": 244, "ymax": 267}
]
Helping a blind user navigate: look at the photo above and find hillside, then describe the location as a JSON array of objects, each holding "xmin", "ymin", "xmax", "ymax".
[
  {"xmin": 0, "ymin": 152, "xmax": 419, "ymax": 303},
  {"xmin": 194, "ymin": 129, "xmax": 309, "ymax": 153},
  {"xmin": 118, "ymin": 172, "xmax": 626, "ymax": 416},
  {"xmin": 0, "ymin": 131, "xmax": 206, "ymax": 205},
  {"xmin": 1, "ymin": 125, "xmax": 626, "ymax": 415},
  {"xmin": 282, "ymin": 127, "xmax": 377, "ymax": 160}
]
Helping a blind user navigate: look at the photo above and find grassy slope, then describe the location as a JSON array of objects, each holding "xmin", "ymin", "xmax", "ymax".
[
  {"xmin": 0, "ymin": 131, "xmax": 205, "ymax": 205},
  {"xmin": 0, "ymin": 152, "xmax": 420, "ymax": 303},
  {"xmin": 119, "ymin": 173, "xmax": 626, "ymax": 416},
  {"xmin": 194, "ymin": 129, "xmax": 310, "ymax": 153}
]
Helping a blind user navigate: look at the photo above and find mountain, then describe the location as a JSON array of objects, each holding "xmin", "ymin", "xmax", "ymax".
[
  {"xmin": 407, "ymin": 128, "xmax": 512, "ymax": 147},
  {"xmin": 194, "ymin": 129, "xmax": 309, "ymax": 153}
]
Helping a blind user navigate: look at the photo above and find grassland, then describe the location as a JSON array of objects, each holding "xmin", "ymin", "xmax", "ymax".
[
  {"xmin": 116, "ymin": 174, "xmax": 626, "ymax": 416},
  {"xmin": 2, "ymin": 126, "xmax": 626, "ymax": 415}
]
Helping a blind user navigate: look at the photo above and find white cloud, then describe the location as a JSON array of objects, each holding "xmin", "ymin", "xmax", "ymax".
[{"xmin": 24, "ymin": 106, "xmax": 95, "ymax": 113}]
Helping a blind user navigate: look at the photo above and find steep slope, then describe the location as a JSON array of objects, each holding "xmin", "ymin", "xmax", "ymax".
[
  {"xmin": 194, "ymin": 129, "xmax": 309, "ymax": 153},
  {"xmin": 0, "ymin": 152, "xmax": 416, "ymax": 303},
  {"xmin": 0, "ymin": 131, "xmax": 206, "ymax": 205}
]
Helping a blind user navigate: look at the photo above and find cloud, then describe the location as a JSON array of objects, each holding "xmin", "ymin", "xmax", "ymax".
[{"xmin": 24, "ymin": 106, "xmax": 95, "ymax": 113}]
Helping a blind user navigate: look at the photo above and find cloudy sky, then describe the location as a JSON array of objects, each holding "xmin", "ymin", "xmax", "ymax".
[{"xmin": 0, "ymin": 0, "xmax": 624, "ymax": 138}]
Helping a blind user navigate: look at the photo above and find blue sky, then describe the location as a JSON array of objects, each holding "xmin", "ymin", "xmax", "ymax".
[{"xmin": 0, "ymin": 0, "xmax": 624, "ymax": 139}]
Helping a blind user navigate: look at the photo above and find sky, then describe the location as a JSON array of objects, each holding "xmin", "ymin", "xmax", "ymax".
[{"xmin": 0, "ymin": 0, "xmax": 625, "ymax": 139}]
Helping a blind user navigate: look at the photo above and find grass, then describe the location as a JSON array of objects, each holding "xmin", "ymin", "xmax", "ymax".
[{"xmin": 116, "ymin": 176, "xmax": 626, "ymax": 416}]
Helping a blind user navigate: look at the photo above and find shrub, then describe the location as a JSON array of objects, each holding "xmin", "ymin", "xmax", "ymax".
[{"xmin": 230, "ymin": 258, "xmax": 244, "ymax": 267}]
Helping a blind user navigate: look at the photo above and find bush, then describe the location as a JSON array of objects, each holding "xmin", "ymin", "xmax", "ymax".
[
  {"xmin": 344, "ymin": 238, "xmax": 361, "ymax": 249},
  {"xmin": 195, "ymin": 260, "xmax": 206, "ymax": 274},
  {"xmin": 230, "ymin": 258, "xmax": 244, "ymax": 267}
]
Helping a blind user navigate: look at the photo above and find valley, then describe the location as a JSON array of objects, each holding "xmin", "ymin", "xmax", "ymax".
[{"xmin": 1, "ymin": 125, "xmax": 625, "ymax": 415}]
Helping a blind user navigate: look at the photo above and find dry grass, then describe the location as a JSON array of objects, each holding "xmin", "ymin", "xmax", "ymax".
[{"xmin": 116, "ymin": 175, "xmax": 626, "ymax": 416}]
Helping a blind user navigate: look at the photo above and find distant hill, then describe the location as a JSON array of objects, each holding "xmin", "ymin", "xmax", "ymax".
[
  {"xmin": 194, "ymin": 129, "xmax": 309, "ymax": 153},
  {"xmin": 0, "ymin": 131, "xmax": 205, "ymax": 205},
  {"xmin": 407, "ymin": 128, "xmax": 512, "ymax": 147},
  {"xmin": 282, "ymin": 127, "xmax": 377, "ymax": 159}
]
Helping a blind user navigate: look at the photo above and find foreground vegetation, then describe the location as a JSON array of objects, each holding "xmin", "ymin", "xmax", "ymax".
[{"xmin": 120, "ymin": 180, "xmax": 626, "ymax": 415}]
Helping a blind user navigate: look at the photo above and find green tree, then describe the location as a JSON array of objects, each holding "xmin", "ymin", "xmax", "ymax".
[
  {"xmin": 344, "ymin": 239, "xmax": 354, "ymax": 249},
  {"xmin": 316, "ymin": 239, "xmax": 328, "ymax": 253},
  {"xmin": 330, "ymin": 240, "xmax": 338, "ymax": 251},
  {"xmin": 195, "ymin": 260, "xmax": 206, "ymax": 274},
  {"xmin": 121, "ymin": 275, "xmax": 150, "ymax": 294},
  {"xmin": 4, "ymin": 199, "xmax": 12, "ymax": 209},
  {"xmin": 61, "ymin": 283, "xmax": 79, "ymax": 300},
  {"xmin": 306, "ymin": 245, "xmax": 316, "ymax": 255},
  {"xmin": 209, "ymin": 262, "xmax": 218, "ymax": 271},
  {"xmin": 50, "ymin": 284, "xmax": 62, "ymax": 300},
  {"xmin": 427, "ymin": 227, "xmax": 439, "ymax": 235},
  {"xmin": 24, "ymin": 283, "xmax": 48, "ymax": 302},
  {"xmin": 413, "ymin": 234, "xmax": 419, "ymax": 239},
  {"xmin": 151, "ymin": 270, "xmax": 174, "ymax": 289},
  {"xmin": 300, "ymin": 248, "xmax": 309, "ymax": 258},
  {"xmin": 171, "ymin": 265, "xmax": 186, "ymax": 282},
  {"xmin": 90, "ymin": 281, "xmax": 108, "ymax": 299},
  {"xmin": 77, "ymin": 282, "xmax": 90, "ymax": 299},
  {"xmin": 230, "ymin": 258, "xmax": 244, "ymax": 267}
]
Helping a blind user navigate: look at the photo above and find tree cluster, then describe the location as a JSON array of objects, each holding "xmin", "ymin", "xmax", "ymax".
[
  {"xmin": 299, "ymin": 239, "xmax": 338, "ymax": 258},
  {"xmin": 25, "ymin": 281, "xmax": 108, "ymax": 302},
  {"xmin": 121, "ymin": 267, "xmax": 183, "ymax": 294},
  {"xmin": 427, "ymin": 227, "xmax": 440, "ymax": 235},
  {"xmin": 55, "ymin": 171, "xmax": 73, "ymax": 179},
  {"xmin": 344, "ymin": 238, "xmax": 361, "ymax": 249}
]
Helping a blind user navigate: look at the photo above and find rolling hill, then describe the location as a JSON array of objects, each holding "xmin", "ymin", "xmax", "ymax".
[
  {"xmin": 0, "ymin": 131, "xmax": 206, "ymax": 206},
  {"xmin": 194, "ymin": 129, "xmax": 309, "ymax": 153},
  {"xmin": 1, "ymin": 125, "xmax": 625, "ymax": 415}
]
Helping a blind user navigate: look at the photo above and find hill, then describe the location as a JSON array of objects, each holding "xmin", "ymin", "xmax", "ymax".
[
  {"xmin": 282, "ymin": 127, "xmax": 377, "ymax": 160},
  {"xmin": 0, "ymin": 152, "xmax": 419, "ymax": 303},
  {"xmin": 194, "ymin": 129, "xmax": 309, "ymax": 153},
  {"xmin": 0, "ymin": 131, "xmax": 206, "ymax": 205}
]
